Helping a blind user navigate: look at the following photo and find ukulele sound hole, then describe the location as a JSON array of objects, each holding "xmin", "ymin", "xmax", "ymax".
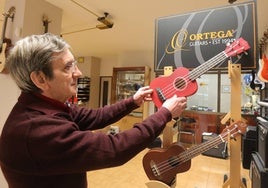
[
  {"xmin": 174, "ymin": 77, "xmax": 186, "ymax": 90},
  {"xmin": 168, "ymin": 156, "xmax": 179, "ymax": 167}
]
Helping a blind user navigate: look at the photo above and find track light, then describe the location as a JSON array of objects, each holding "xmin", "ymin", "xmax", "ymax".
[
  {"xmin": 97, "ymin": 12, "xmax": 114, "ymax": 29},
  {"xmin": 70, "ymin": 0, "xmax": 114, "ymax": 30},
  {"xmin": 61, "ymin": 0, "xmax": 115, "ymax": 35}
]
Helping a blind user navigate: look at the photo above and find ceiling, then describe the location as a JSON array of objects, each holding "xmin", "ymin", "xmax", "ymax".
[{"xmin": 45, "ymin": 1, "xmax": 243, "ymax": 57}]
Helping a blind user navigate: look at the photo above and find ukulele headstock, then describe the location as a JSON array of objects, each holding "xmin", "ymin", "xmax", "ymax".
[
  {"xmin": 221, "ymin": 120, "xmax": 247, "ymax": 139},
  {"xmin": 224, "ymin": 38, "xmax": 250, "ymax": 57}
]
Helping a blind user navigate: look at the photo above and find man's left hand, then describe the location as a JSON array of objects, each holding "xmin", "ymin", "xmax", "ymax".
[{"xmin": 133, "ymin": 86, "xmax": 153, "ymax": 106}]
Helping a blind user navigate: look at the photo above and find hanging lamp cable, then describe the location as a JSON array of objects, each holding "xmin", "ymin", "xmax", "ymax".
[{"xmin": 70, "ymin": 0, "xmax": 100, "ymax": 18}]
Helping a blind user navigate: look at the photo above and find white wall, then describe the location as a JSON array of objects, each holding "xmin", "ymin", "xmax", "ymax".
[{"xmin": 99, "ymin": 55, "xmax": 119, "ymax": 76}]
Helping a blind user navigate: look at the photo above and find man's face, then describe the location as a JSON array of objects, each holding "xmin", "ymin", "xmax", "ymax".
[{"xmin": 42, "ymin": 49, "xmax": 82, "ymax": 103}]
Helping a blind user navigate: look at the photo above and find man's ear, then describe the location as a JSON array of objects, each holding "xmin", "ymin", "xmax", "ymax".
[{"xmin": 30, "ymin": 71, "xmax": 48, "ymax": 91}]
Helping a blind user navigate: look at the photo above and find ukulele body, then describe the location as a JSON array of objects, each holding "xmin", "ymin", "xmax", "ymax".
[
  {"xmin": 143, "ymin": 121, "xmax": 247, "ymax": 186},
  {"xmin": 143, "ymin": 143, "xmax": 191, "ymax": 186},
  {"xmin": 150, "ymin": 67, "xmax": 198, "ymax": 108}
]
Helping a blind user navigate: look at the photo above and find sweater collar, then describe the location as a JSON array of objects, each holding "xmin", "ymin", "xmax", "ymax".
[{"xmin": 19, "ymin": 92, "xmax": 70, "ymax": 113}]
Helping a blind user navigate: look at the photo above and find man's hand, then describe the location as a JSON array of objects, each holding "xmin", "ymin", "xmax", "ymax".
[
  {"xmin": 133, "ymin": 86, "xmax": 153, "ymax": 106},
  {"xmin": 162, "ymin": 95, "xmax": 187, "ymax": 119}
]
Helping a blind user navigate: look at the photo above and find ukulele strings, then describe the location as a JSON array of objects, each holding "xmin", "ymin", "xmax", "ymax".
[
  {"xmin": 159, "ymin": 51, "xmax": 227, "ymax": 98},
  {"xmin": 164, "ymin": 38, "xmax": 245, "ymax": 96},
  {"xmin": 161, "ymin": 52, "xmax": 227, "ymax": 97},
  {"xmin": 153, "ymin": 126, "xmax": 236, "ymax": 176},
  {"xmin": 153, "ymin": 137, "xmax": 223, "ymax": 176}
]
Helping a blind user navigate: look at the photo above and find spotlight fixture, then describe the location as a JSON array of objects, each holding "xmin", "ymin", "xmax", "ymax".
[
  {"xmin": 70, "ymin": 0, "xmax": 114, "ymax": 29},
  {"xmin": 97, "ymin": 12, "xmax": 113, "ymax": 29},
  {"xmin": 61, "ymin": 1, "xmax": 114, "ymax": 35}
]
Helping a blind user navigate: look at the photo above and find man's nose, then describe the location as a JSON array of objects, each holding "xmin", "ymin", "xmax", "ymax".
[{"xmin": 73, "ymin": 66, "xmax": 82, "ymax": 77}]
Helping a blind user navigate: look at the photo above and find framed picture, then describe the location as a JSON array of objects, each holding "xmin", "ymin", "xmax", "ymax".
[{"xmin": 99, "ymin": 76, "xmax": 112, "ymax": 107}]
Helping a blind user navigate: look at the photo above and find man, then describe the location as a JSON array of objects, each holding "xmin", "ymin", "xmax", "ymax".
[{"xmin": 0, "ymin": 33, "xmax": 187, "ymax": 188}]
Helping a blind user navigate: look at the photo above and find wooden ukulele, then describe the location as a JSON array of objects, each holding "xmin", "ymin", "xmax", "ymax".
[
  {"xmin": 143, "ymin": 120, "xmax": 247, "ymax": 186},
  {"xmin": 42, "ymin": 14, "xmax": 51, "ymax": 33},
  {"xmin": 150, "ymin": 38, "xmax": 250, "ymax": 108},
  {"xmin": 0, "ymin": 6, "xmax": 15, "ymax": 73}
]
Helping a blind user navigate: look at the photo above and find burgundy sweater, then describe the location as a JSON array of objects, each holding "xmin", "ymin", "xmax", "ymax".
[{"xmin": 0, "ymin": 92, "xmax": 171, "ymax": 188}]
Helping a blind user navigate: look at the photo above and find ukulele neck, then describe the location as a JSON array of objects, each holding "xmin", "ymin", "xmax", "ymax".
[
  {"xmin": 189, "ymin": 51, "xmax": 227, "ymax": 80},
  {"xmin": 178, "ymin": 135, "xmax": 225, "ymax": 163}
]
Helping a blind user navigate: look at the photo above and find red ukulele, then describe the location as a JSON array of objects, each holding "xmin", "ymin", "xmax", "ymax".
[
  {"xmin": 150, "ymin": 38, "xmax": 250, "ymax": 108},
  {"xmin": 258, "ymin": 54, "xmax": 268, "ymax": 82},
  {"xmin": 257, "ymin": 30, "xmax": 268, "ymax": 82},
  {"xmin": 143, "ymin": 120, "xmax": 247, "ymax": 186}
]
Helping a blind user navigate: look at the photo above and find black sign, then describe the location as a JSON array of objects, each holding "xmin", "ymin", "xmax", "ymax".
[{"xmin": 155, "ymin": 1, "xmax": 257, "ymax": 72}]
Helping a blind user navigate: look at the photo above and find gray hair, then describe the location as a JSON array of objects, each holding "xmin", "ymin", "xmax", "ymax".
[{"xmin": 6, "ymin": 33, "xmax": 70, "ymax": 92}]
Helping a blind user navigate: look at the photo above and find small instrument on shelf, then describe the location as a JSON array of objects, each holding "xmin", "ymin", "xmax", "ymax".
[
  {"xmin": 42, "ymin": 14, "xmax": 51, "ymax": 33},
  {"xmin": 257, "ymin": 29, "xmax": 268, "ymax": 82},
  {"xmin": 257, "ymin": 54, "xmax": 268, "ymax": 82},
  {"xmin": 143, "ymin": 120, "xmax": 247, "ymax": 186},
  {"xmin": 0, "ymin": 6, "xmax": 15, "ymax": 73},
  {"xmin": 250, "ymin": 69, "xmax": 265, "ymax": 91},
  {"xmin": 150, "ymin": 38, "xmax": 250, "ymax": 108}
]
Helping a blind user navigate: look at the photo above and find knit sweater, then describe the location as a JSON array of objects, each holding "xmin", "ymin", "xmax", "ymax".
[{"xmin": 0, "ymin": 92, "xmax": 171, "ymax": 188}]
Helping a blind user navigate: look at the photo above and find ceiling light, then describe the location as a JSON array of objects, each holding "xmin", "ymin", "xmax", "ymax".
[
  {"xmin": 97, "ymin": 12, "xmax": 114, "ymax": 28},
  {"xmin": 61, "ymin": 1, "xmax": 114, "ymax": 35},
  {"xmin": 70, "ymin": 0, "xmax": 114, "ymax": 29}
]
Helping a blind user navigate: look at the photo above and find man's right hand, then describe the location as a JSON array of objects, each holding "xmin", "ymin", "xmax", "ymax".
[{"xmin": 162, "ymin": 95, "xmax": 187, "ymax": 119}]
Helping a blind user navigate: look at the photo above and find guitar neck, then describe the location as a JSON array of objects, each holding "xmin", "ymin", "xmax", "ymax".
[
  {"xmin": 189, "ymin": 51, "xmax": 227, "ymax": 80},
  {"xmin": 0, "ymin": 17, "xmax": 9, "ymax": 53},
  {"xmin": 178, "ymin": 134, "xmax": 226, "ymax": 163},
  {"xmin": 0, "ymin": 6, "xmax": 16, "ymax": 53}
]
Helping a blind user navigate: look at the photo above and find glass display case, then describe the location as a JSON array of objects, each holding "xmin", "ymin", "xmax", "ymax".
[
  {"xmin": 112, "ymin": 67, "xmax": 149, "ymax": 101},
  {"xmin": 111, "ymin": 66, "xmax": 151, "ymax": 130},
  {"xmin": 112, "ymin": 66, "xmax": 150, "ymax": 102}
]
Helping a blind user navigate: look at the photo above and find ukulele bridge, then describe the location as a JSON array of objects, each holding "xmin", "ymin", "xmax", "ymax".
[
  {"xmin": 150, "ymin": 160, "xmax": 161, "ymax": 177},
  {"xmin": 156, "ymin": 88, "xmax": 166, "ymax": 104}
]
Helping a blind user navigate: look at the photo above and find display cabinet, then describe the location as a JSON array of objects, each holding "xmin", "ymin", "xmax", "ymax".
[
  {"xmin": 77, "ymin": 77, "xmax": 90, "ymax": 104},
  {"xmin": 111, "ymin": 66, "xmax": 151, "ymax": 131}
]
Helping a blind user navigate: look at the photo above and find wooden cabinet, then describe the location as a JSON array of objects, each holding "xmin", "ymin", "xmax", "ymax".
[
  {"xmin": 180, "ymin": 110, "xmax": 225, "ymax": 144},
  {"xmin": 111, "ymin": 66, "xmax": 151, "ymax": 131},
  {"xmin": 77, "ymin": 77, "xmax": 90, "ymax": 105},
  {"xmin": 180, "ymin": 110, "xmax": 257, "ymax": 144}
]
